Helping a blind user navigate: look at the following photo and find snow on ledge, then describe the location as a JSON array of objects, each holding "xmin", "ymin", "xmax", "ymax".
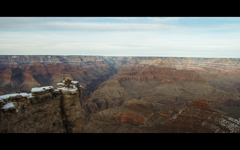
[
  {"xmin": 0, "ymin": 93, "xmax": 32, "ymax": 101},
  {"xmin": 57, "ymin": 80, "xmax": 82, "ymax": 88},
  {"xmin": 57, "ymin": 83, "xmax": 64, "ymax": 86},
  {"xmin": 27, "ymin": 93, "xmax": 34, "ymax": 99},
  {"xmin": 1, "ymin": 102, "xmax": 15, "ymax": 109},
  {"xmin": 31, "ymin": 86, "xmax": 53, "ymax": 92},
  {"xmin": 71, "ymin": 81, "xmax": 79, "ymax": 84},
  {"xmin": 57, "ymin": 87, "xmax": 77, "ymax": 92}
]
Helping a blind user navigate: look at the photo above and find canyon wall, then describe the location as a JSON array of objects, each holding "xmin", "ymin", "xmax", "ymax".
[
  {"xmin": 1, "ymin": 56, "xmax": 240, "ymax": 119},
  {"xmin": 83, "ymin": 57, "xmax": 240, "ymax": 117},
  {"xmin": 1, "ymin": 55, "xmax": 240, "ymax": 132}
]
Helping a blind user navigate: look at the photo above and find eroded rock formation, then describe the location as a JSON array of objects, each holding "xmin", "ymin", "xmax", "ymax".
[{"xmin": 0, "ymin": 78, "xmax": 84, "ymax": 133}]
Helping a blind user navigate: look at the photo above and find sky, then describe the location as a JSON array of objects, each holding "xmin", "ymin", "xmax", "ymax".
[{"xmin": 0, "ymin": 17, "xmax": 240, "ymax": 58}]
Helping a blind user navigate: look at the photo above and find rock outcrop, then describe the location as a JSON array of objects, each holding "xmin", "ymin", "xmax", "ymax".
[
  {"xmin": 0, "ymin": 78, "xmax": 85, "ymax": 133},
  {"xmin": 57, "ymin": 77, "xmax": 85, "ymax": 133}
]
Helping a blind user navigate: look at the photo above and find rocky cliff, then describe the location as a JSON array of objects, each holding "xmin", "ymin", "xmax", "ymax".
[{"xmin": 0, "ymin": 77, "xmax": 85, "ymax": 133}]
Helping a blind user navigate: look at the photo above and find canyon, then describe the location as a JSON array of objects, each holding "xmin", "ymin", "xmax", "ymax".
[{"xmin": 1, "ymin": 55, "xmax": 240, "ymax": 133}]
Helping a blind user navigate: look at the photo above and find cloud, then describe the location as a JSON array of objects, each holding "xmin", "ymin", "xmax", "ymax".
[
  {"xmin": 1, "ymin": 17, "xmax": 240, "ymax": 33},
  {"xmin": 0, "ymin": 18, "xmax": 179, "ymax": 31},
  {"xmin": 1, "ymin": 17, "xmax": 240, "ymax": 58},
  {"xmin": 146, "ymin": 17, "xmax": 181, "ymax": 23},
  {"xmin": 1, "ymin": 30, "xmax": 240, "ymax": 58}
]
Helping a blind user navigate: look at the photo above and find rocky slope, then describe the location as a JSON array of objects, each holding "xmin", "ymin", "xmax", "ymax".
[
  {"xmin": 81, "ymin": 99, "xmax": 240, "ymax": 133},
  {"xmin": 85, "ymin": 58, "xmax": 240, "ymax": 117}
]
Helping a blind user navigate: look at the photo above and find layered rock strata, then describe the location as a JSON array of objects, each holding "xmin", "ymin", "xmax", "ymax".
[
  {"xmin": 81, "ymin": 99, "xmax": 240, "ymax": 133},
  {"xmin": 1, "ymin": 55, "xmax": 240, "ymax": 118},
  {"xmin": 0, "ymin": 55, "xmax": 114, "ymax": 94},
  {"xmin": 0, "ymin": 78, "xmax": 84, "ymax": 133}
]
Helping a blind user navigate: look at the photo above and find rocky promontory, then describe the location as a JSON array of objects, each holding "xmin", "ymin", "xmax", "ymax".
[{"xmin": 0, "ymin": 77, "xmax": 85, "ymax": 133}]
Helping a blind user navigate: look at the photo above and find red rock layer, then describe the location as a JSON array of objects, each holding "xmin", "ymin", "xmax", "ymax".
[
  {"xmin": 116, "ymin": 112, "xmax": 146, "ymax": 125},
  {"xmin": 188, "ymin": 99, "xmax": 211, "ymax": 109}
]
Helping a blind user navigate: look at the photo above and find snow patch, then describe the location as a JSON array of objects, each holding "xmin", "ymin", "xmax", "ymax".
[
  {"xmin": 0, "ymin": 93, "xmax": 32, "ymax": 101},
  {"xmin": 219, "ymin": 118, "xmax": 228, "ymax": 127},
  {"xmin": 27, "ymin": 93, "xmax": 34, "ymax": 99},
  {"xmin": 219, "ymin": 117, "xmax": 240, "ymax": 133},
  {"xmin": 71, "ymin": 81, "xmax": 79, "ymax": 84},
  {"xmin": 1, "ymin": 102, "xmax": 15, "ymax": 109},
  {"xmin": 31, "ymin": 86, "xmax": 53, "ymax": 92},
  {"xmin": 179, "ymin": 109, "xmax": 183, "ymax": 114},
  {"xmin": 58, "ymin": 87, "xmax": 77, "ymax": 91},
  {"xmin": 228, "ymin": 117, "xmax": 240, "ymax": 124},
  {"xmin": 57, "ymin": 83, "xmax": 64, "ymax": 86},
  {"xmin": 171, "ymin": 109, "xmax": 182, "ymax": 119}
]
